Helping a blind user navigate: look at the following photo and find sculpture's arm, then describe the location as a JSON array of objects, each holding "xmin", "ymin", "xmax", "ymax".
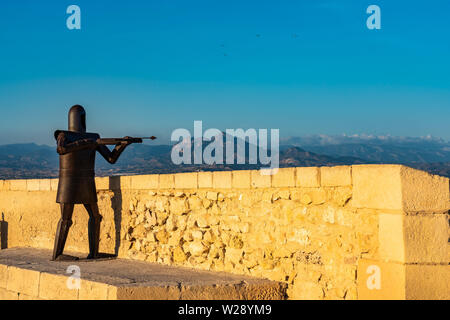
[
  {"xmin": 56, "ymin": 132, "xmax": 97, "ymax": 155},
  {"xmin": 96, "ymin": 137, "xmax": 131, "ymax": 164}
]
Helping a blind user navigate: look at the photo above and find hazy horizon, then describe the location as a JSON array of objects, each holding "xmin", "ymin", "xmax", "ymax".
[
  {"xmin": 1, "ymin": 132, "xmax": 449, "ymax": 148},
  {"xmin": 1, "ymin": 1, "xmax": 449, "ymax": 144}
]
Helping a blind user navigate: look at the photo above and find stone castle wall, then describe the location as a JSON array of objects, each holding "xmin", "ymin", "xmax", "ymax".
[{"xmin": 0, "ymin": 165, "xmax": 448, "ymax": 299}]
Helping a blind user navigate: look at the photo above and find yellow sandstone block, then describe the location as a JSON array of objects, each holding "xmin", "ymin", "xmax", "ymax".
[
  {"xmin": 251, "ymin": 170, "xmax": 271, "ymax": 188},
  {"xmin": 108, "ymin": 175, "xmax": 132, "ymax": 190},
  {"xmin": 405, "ymin": 264, "xmax": 450, "ymax": 300},
  {"xmin": 213, "ymin": 171, "xmax": 232, "ymax": 189},
  {"xmin": 357, "ymin": 259, "xmax": 406, "ymax": 300},
  {"xmin": 198, "ymin": 172, "xmax": 212, "ymax": 188},
  {"xmin": 378, "ymin": 213, "xmax": 405, "ymax": 262},
  {"xmin": 159, "ymin": 174, "xmax": 174, "ymax": 189},
  {"xmin": 107, "ymin": 286, "xmax": 119, "ymax": 300},
  {"xmin": 0, "ymin": 265, "xmax": 7, "ymax": 288},
  {"xmin": 95, "ymin": 177, "xmax": 110, "ymax": 190},
  {"xmin": 0, "ymin": 180, "xmax": 11, "ymax": 191},
  {"xmin": 27, "ymin": 179, "xmax": 40, "ymax": 191},
  {"xmin": 50, "ymin": 179, "xmax": 59, "ymax": 191},
  {"xmin": 353, "ymin": 165, "xmax": 449, "ymax": 212},
  {"xmin": 357, "ymin": 259, "xmax": 450, "ymax": 300},
  {"xmin": 403, "ymin": 214, "xmax": 449, "ymax": 264},
  {"xmin": 39, "ymin": 179, "xmax": 51, "ymax": 191},
  {"xmin": 272, "ymin": 168, "xmax": 295, "ymax": 188},
  {"xmin": 352, "ymin": 165, "xmax": 403, "ymax": 210},
  {"xmin": 131, "ymin": 174, "xmax": 159, "ymax": 189},
  {"xmin": 39, "ymin": 272, "xmax": 78, "ymax": 300},
  {"xmin": 0, "ymin": 287, "xmax": 18, "ymax": 300},
  {"xmin": 400, "ymin": 166, "xmax": 449, "ymax": 212},
  {"xmin": 79, "ymin": 279, "xmax": 109, "ymax": 300},
  {"xmin": 7, "ymin": 266, "xmax": 40, "ymax": 297},
  {"xmin": 232, "ymin": 170, "xmax": 251, "ymax": 189},
  {"xmin": 119, "ymin": 175, "xmax": 132, "ymax": 189},
  {"xmin": 108, "ymin": 285, "xmax": 181, "ymax": 300},
  {"xmin": 10, "ymin": 179, "xmax": 27, "ymax": 191},
  {"xmin": 378, "ymin": 213, "xmax": 449, "ymax": 263},
  {"xmin": 174, "ymin": 172, "xmax": 198, "ymax": 189},
  {"xmin": 321, "ymin": 166, "xmax": 351, "ymax": 187},
  {"xmin": 18, "ymin": 293, "xmax": 43, "ymax": 300},
  {"xmin": 288, "ymin": 281, "xmax": 324, "ymax": 300},
  {"xmin": 296, "ymin": 167, "xmax": 320, "ymax": 187}
]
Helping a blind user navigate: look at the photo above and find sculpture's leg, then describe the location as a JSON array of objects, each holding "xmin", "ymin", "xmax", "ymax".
[
  {"xmin": 85, "ymin": 203, "xmax": 102, "ymax": 259},
  {"xmin": 52, "ymin": 203, "xmax": 78, "ymax": 261}
]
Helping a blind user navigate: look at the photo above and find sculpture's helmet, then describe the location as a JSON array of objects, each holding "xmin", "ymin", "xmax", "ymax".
[{"xmin": 68, "ymin": 105, "xmax": 86, "ymax": 133}]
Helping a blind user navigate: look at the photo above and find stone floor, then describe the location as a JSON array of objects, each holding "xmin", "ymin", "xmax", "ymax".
[{"xmin": 0, "ymin": 247, "xmax": 287, "ymax": 300}]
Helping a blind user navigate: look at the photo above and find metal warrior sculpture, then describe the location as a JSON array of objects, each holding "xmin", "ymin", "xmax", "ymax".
[{"xmin": 52, "ymin": 105, "xmax": 155, "ymax": 261}]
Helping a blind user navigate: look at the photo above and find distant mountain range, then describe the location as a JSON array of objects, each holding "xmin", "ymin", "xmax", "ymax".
[
  {"xmin": 281, "ymin": 134, "xmax": 450, "ymax": 163},
  {"xmin": 280, "ymin": 134, "xmax": 450, "ymax": 178},
  {"xmin": 0, "ymin": 134, "xmax": 449, "ymax": 179}
]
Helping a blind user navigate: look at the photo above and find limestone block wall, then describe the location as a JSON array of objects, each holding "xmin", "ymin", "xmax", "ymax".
[{"xmin": 0, "ymin": 165, "xmax": 448, "ymax": 300}]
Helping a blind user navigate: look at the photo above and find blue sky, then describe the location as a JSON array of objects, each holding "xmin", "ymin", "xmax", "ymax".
[{"xmin": 0, "ymin": 0, "xmax": 449, "ymax": 145}]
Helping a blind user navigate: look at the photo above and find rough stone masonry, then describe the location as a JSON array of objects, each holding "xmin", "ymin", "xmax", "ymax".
[{"xmin": 0, "ymin": 165, "xmax": 448, "ymax": 299}]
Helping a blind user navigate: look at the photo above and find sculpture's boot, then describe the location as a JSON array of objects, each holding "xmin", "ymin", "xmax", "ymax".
[
  {"xmin": 52, "ymin": 204, "xmax": 78, "ymax": 261},
  {"xmin": 52, "ymin": 221, "xmax": 79, "ymax": 261},
  {"xmin": 87, "ymin": 216, "xmax": 101, "ymax": 259},
  {"xmin": 85, "ymin": 204, "xmax": 102, "ymax": 259}
]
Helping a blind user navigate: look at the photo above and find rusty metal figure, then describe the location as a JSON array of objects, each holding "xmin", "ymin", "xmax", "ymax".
[{"xmin": 52, "ymin": 105, "xmax": 133, "ymax": 261}]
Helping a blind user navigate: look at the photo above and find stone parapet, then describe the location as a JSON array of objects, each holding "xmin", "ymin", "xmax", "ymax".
[
  {"xmin": 0, "ymin": 165, "xmax": 448, "ymax": 300},
  {"xmin": 0, "ymin": 248, "xmax": 286, "ymax": 300}
]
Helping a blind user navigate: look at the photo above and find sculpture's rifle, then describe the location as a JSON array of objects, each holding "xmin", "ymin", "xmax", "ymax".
[{"xmin": 96, "ymin": 136, "xmax": 156, "ymax": 145}]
